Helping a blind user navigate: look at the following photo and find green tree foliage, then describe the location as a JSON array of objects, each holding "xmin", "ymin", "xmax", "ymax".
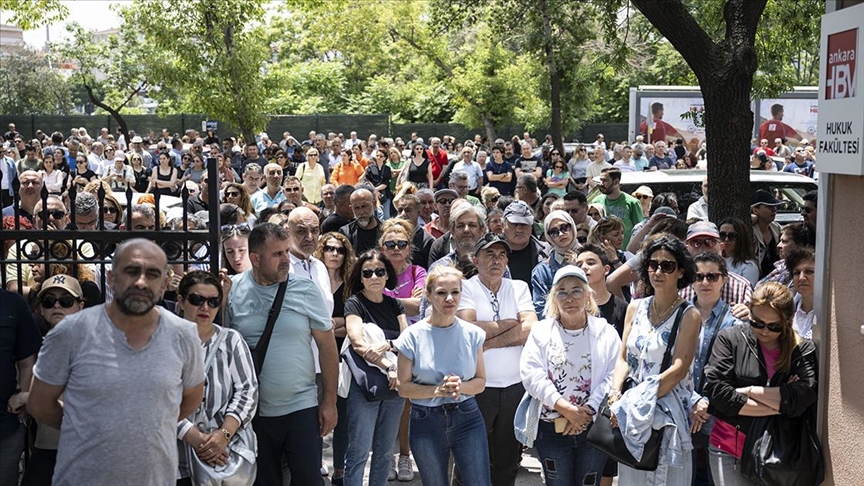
[
  {"xmin": 0, "ymin": 0, "xmax": 67, "ymax": 31},
  {"xmin": 0, "ymin": 45, "xmax": 74, "ymax": 115},
  {"xmin": 53, "ymin": 22, "xmax": 152, "ymax": 142},
  {"xmin": 121, "ymin": 0, "xmax": 270, "ymax": 144}
]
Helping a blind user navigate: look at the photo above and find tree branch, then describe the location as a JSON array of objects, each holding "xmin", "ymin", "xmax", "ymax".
[
  {"xmin": 117, "ymin": 80, "xmax": 147, "ymax": 111},
  {"xmin": 630, "ymin": 0, "xmax": 718, "ymax": 73}
]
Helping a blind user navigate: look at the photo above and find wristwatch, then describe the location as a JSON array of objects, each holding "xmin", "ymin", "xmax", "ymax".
[
  {"xmin": 386, "ymin": 364, "xmax": 397, "ymax": 373},
  {"xmin": 218, "ymin": 428, "xmax": 231, "ymax": 440}
]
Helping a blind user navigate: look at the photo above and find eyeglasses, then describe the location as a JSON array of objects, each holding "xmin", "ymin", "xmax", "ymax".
[
  {"xmin": 103, "ymin": 206, "xmax": 119, "ymax": 215},
  {"xmin": 281, "ymin": 209, "xmax": 293, "ymax": 215},
  {"xmin": 323, "ymin": 244, "xmax": 347, "ymax": 255},
  {"xmin": 749, "ymin": 317, "xmax": 783, "ymax": 333},
  {"xmin": 546, "ymin": 222, "xmax": 572, "ymax": 239},
  {"xmin": 284, "ymin": 187, "xmax": 301, "ymax": 193},
  {"xmin": 695, "ymin": 272, "xmax": 723, "ymax": 283},
  {"xmin": 688, "ymin": 238, "xmax": 719, "ymax": 249},
  {"xmin": 578, "ymin": 148, "xmax": 586, "ymax": 152},
  {"xmin": 225, "ymin": 191, "xmax": 240, "ymax": 198},
  {"xmin": 719, "ymin": 231, "xmax": 737, "ymax": 241},
  {"xmin": 490, "ymin": 196, "xmax": 500, "ymax": 202},
  {"xmin": 40, "ymin": 295, "xmax": 78, "ymax": 308},
  {"xmin": 436, "ymin": 198, "xmax": 454, "ymax": 206},
  {"xmin": 220, "ymin": 223, "xmax": 251, "ymax": 234},
  {"xmin": 39, "ymin": 210, "xmax": 66, "ymax": 220},
  {"xmin": 361, "ymin": 267, "xmax": 387, "ymax": 279},
  {"xmin": 647, "ymin": 259, "xmax": 678, "ymax": 274},
  {"xmin": 489, "ymin": 291, "xmax": 501, "ymax": 321},
  {"xmin": 383, "ymin": 240, "xmax": 409, "ymax": 250},
  {"xmin": 635, "ymin": 194, "xmax": 652, "ymax": 200},
  {"xmin": 554, "ymin": 287, "xmax": 584, "ymax": 301},
  {"xmin": 551, "ymin": 152, "xmax": 560, "ymax": 156},
  {"xmin": 186, "ymin": 293, "xmax": 221, "ymax": 309}
]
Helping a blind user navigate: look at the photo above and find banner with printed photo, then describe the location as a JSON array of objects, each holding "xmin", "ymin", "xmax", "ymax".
[
  {"xmin": 758, "ymin": 99, "xmax": 818, "ymax": 146},
  {"xmin": 638, "ymin": 97, "xmax": 707, "ymax": 153}
]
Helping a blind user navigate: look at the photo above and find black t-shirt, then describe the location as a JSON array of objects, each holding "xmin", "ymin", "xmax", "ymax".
[
  {"xmin": 0, "ymin": 289, "xmax": 42, "ymax": 435},
  {"xmin": 333, "ymin": 282, "xmax": 347, "ymax": 351},
  {"xmin": 322, "ymin": 213, "xmax": 352, "ymax": 235},
  {"xmin": 515, "ymin": 155, "xmax": 541, "ymax": 174},
  {"xmin": 344, "ymin": 293, "xmax": 404, "ymax": 340},
  {"xmin": 508, "ymin": 242, "xmax": 536, "ymax": 293},
  {"xmin": 354, "ymin": 225, "xmax": 380, "ymax": 256},
  {"xmin": 597, "ymin": 293, "xmax": 628, "ymax": 337}
]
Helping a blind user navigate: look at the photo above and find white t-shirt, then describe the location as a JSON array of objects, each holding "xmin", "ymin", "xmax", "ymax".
[{"xmin": 458, "ymin": 276, "xmax": 533, "ymax": 388}]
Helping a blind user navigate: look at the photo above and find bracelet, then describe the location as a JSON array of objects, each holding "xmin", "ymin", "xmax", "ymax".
[{"xmin": 218, "ymin": 428, "xmax": 231, "ymax": 440}]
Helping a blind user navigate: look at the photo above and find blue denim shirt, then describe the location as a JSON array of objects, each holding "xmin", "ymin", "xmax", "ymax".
[{"xmin": 692, "ymin": 299, "xmax": 739, "ymax": 397}]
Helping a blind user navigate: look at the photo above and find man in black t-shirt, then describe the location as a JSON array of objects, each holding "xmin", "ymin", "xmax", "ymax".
[
  {"xmin": 339, "ymin": 188, "xmax": 381, "ymax": 256},
  {"xmin": 322, "ymin": 184, "xmax": 355, "ymax": 234}
]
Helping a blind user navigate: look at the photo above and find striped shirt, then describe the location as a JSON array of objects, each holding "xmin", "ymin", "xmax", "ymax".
[{"xmin": 177, "ymin": 325, "xmax": 258, "ymax": 479}]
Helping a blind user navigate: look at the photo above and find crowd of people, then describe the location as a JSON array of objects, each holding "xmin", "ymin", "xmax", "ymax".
[{"xmin": 1, "ymin": 123, "xmax": 822, "ymax": 486}]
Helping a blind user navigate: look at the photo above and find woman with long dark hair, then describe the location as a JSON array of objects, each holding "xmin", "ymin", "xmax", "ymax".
[{"xmin": 718, "ymin": 217, "xmax": 759, "ymax": 286}]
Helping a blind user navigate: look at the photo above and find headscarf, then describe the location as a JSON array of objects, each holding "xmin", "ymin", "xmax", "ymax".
[{"xmin": 544, "ymin": 210, "xmax": 579, "ymax": 265}]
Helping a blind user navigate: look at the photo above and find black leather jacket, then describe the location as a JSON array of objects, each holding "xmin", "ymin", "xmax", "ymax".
[{"xmin": 704, "ymin": 324, "xmax": 818, "ymax": 430}]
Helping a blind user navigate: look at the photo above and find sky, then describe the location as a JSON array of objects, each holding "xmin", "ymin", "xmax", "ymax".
[{"xmin": 10, "ymin": 0, "xmax": 123, "ymax": 50}]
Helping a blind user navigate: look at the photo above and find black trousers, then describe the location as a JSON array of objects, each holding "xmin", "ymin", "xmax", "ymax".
[{"xmin": 253, "ymin": 406, "xmax": 323, "ymax": 486}]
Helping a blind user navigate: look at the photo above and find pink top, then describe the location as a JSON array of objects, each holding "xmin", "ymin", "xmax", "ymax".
[
  {"xmin": 383, "ymin": 264, "xmax": 426, "ymax": 324},
  {"xmin": 710, "ymin": 342, "xmax": 781, "ymax": 458}
]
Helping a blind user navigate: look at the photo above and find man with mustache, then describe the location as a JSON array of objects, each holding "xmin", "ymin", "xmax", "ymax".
[
  {"xmin": 28, "ymin": 239, "xmax": 205, "ymax": 485},
  {"xmin": 339, "ymin": 187, "xmax": 381, "ymax": 256}
]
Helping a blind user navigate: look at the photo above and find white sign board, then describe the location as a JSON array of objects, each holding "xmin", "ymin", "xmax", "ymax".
[{"xmin": 816, "ymin": 3, "xmax": 864, "ymax": 175}]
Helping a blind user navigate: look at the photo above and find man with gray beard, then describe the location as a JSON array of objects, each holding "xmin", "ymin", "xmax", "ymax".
[{"xmin": 28, "ymin": 239, "xmax": 204, "ymax": 485}]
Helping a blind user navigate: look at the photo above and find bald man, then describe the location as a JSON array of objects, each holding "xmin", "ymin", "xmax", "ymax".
[
  {"xmin": 28, "ymin": 239, "xmax": 204, "ymax": 485},
  {"xmin": 339, "ymin": 188, "xmax": 381, "ymax": 256},
  {"xmin": 286, "ymin": 207, "xmax": 334, "ymax": 315}
]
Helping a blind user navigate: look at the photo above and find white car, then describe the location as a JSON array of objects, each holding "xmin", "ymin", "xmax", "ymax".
[{"xmin": 589, "ymin": 169, "xmax": 817, "ymax": 224}]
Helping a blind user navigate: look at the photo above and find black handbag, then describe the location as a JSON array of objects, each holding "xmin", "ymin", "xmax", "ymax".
[
  {"xmin": 250, "ymin": 277, "xmax": 288, "ymax": 376},
  {"xmin": 587, "ymin": 301, "xmax": 688, "ymax": 471},
  {"xmin": 740, "ymin": 409, "xmax": 824, "ymax": 485}
]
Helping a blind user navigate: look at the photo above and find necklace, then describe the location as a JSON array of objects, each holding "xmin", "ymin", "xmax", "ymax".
[{"xmin": 650, "ymin": 296, "xmax": 681, "ymax": 327}]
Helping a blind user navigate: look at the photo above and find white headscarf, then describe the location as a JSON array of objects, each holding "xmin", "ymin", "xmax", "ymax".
[{"xmin": 544, "ymin": 210, "xmax": 580, "ymax": 265}]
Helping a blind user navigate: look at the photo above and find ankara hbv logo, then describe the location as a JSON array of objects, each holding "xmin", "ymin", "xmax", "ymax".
[{"xmin": 825, "ymin": 28, "xmax": 858, "ymax": 100}]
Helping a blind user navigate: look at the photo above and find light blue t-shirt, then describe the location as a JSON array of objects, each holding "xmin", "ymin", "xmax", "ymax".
[
  {"xmin": 394, "ymin": 317, "xmax": 485, "ymax": 407},
  {"xmin": 227, "ymin": 272, "xmax": 331, "ymax": 417}
]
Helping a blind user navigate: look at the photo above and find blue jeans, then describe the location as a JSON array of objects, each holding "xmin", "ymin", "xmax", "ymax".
[
  {"xmin": 409, "ymin": 398, "xmax": 490, "ymax": 486},
  {"xmin": 535, "ymin": 420, "xmax": 607, "ymax": 486},
  {"xmin": 344, "ymin": 380, "xmax": 404, "ymax": 486}
]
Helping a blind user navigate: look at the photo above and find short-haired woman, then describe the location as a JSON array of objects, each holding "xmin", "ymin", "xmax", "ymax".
[
  {"xmin": 521, "ymin": 266, "xmax": 621, "ymax": 486},
  {"xmin": 395, "ymin": 265, "xmax": 489, "ymax": 486},
  {"xmin": 703, "ymin": 282, "xmax": 818, "ymax": 485}
]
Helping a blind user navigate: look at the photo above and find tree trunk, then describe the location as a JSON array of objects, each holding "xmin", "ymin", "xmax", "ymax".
[
  {"xmin": 538, "ymin": 0, "xmax": 564, "ymax": 153},
  {"xmin": 631, "ymin": 0, "xmax": 767, "ymax": 223},
  {"xmin": 482, "ymin": 114, "xmax": 499, "ymax": 145},
  {"xmin": 83, "ymin": 83, "xmax": 130, "ymax": 149}
]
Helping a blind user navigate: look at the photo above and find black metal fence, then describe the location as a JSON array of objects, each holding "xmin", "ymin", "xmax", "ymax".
[
  {"xmin": 1, "ymin": 163, "xmax": 222, "ymax": 301},
  {"xmin": 3, "ymin": 113, "xmax": 626, "ymax": 145}
]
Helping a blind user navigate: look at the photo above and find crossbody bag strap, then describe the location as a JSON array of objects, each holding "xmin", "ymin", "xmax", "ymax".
[
  {"xmin": 660, "ymin": 302, "xmax": 690, "ymax": 372},
  {"xmin": 253, "ymin": 277, "xmax": 289, "ymax": 376},
  {"xmin": 698, "ymin": 303, "xmax": 729, "ymax": 389},
  {"xmin": 194, "ymin": 328, "xmax": 230, "ymax": 423}
]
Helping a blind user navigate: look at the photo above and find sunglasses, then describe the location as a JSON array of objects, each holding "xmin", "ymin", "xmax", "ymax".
[
  {"xmin": 323, "ymin": 244, "xmax": 347, "ymax": 255},
  {"xmin": 361, "ymin": 267, "xmax": 387, "ymax": 279},
  {"xmin": 40, "ymin": 210, "xmax": 66, "ymax": 220},
  {"xmin": 437, "ymin": 198, "xmax": 454, "ymax": 206},
  {"xmin": 577, "ymin": 236, "xmax": 587, "ymax": 244},
  {"xmin": 695, "ymin": 272, "xmax": 722, "ymax": 283},
  {"xmin": 103, "ymin": 206, "xmax": 119, "ymax": 215},
  {"xmin": 225, "ymin": 191, "xmax": 240, "ymax": 197},
  {"xmin": 220, "ymin": 223, "xmax": 251, "ymax": 234},
  {"xmin": 546, "ymin": 223, "xmax": 572, "ymax": 239},
  {"xmin": 40, "ymin": 295, "xmax": 78, "ymax": 308},
  {"xmin": 719, "ymin": 231, "xmax": 737, "ymax": 241},
  {"xmin": 490, "ymin": 196, "xmax": 500, "ymax": 202},
  {"xmin": 383, "ymin": 240, "xmax": 409, "ymax": 250},
  {"xmin": 750, "ymin": 317, "xmax": 783, "ymax": 333},
  {"xmin": 636, "ymin": 194, "xmax": 652, "ymax": 200},
  {"xmin": 688, "ymin": 238, "xmax": 718, "ymax": 249},
  {"xmin": 284, "ymin": 187, "xmax": 301, "ymax": 193},
  {"xmin": 648, "ymin": 259, "xmax": 678, "ymax": 274},
  {"xmin": 186, "ymin": 293, "xmax": 221, "ymax": 309}
]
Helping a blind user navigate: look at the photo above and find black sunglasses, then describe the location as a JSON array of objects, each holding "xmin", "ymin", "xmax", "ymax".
[
  {"xmin": 186, "ymin": 293, "xmax": 221, "ymax": 309},
  {"xmin": 41, "ymin": 295, "xmax": 78, "ymax": 308},
  {"xmin": 323, "ymin": 244, "xmax": 347, "ymax": 255},
  {"xmin": 695, "ymin": 272, "xmax": 722, "ymax": 283},
  {"xmin": 103, "ymin": 206, "xmax": 119, "ymax": 215},
  {"xmin": 750, "ymin": 317, "xmax": 783, "ymax": 333},
  {"xmin": 719, "ymin": 231, "xmax": 737, "ymax": 241},
  {"xmin": 220, "ymin": 223, "xmax": 251, "ymax": 234},
  {"xmin": 648, "ymin": 259, "xmax": 678, "ymax": 274},
  {"xmin": 361, "ymin": 268, "xmax": 387, "ymax": 279},
  {"xmin": 225, "ymin": 191, "xmax": 241, "ymax": 197},
  {"xmin": 383, "ymin": 240, "xmax": 409, "ymax": 250},
  {"xmin": 40, "ymin": 210, "xmax": 66, "ymax": 220},
  {"xmin": 546, "ymin": 222, "xmax": 572, "ymax": 239},
  {"xmin": 577, "ymin": 236, "xmax": 587, "ymax": 244}
]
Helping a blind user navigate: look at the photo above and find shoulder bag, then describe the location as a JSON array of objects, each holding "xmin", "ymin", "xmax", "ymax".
[
  {"xmin": 587, "ymin": 301, "xmax": 688, "ymax": 471},
  {"xmin": 251, "ymin": 277, "xmax": 288, "ymax": 376},
  {"xmin": 189, "ymin": 328, "xmax": 258, "ymax": 486}
]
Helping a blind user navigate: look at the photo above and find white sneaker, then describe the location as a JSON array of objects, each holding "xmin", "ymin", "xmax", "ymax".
[
  {"xmin": 388, "ymin": 455, "xmax": 397, "ymax": 481},
  {"xmin": 397, "ymin": 455, "xmax": 414, "ymax": 481}
]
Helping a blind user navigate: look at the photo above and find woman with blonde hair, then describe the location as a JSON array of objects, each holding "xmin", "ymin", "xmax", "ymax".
[
  {"xmin": 295, "ymin": 147, "xmax": 326, "ymax": 204},
  {"xmin": 480, "ymin": 186, "xmax": 501, "ymax": 212},
  {"xmin": 520, "ymin": 265, "xmax": 621, "ymax": 485},
  {"xmin": 704, "ymin": 281, "xmax": 819, "ymax": 485}
]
